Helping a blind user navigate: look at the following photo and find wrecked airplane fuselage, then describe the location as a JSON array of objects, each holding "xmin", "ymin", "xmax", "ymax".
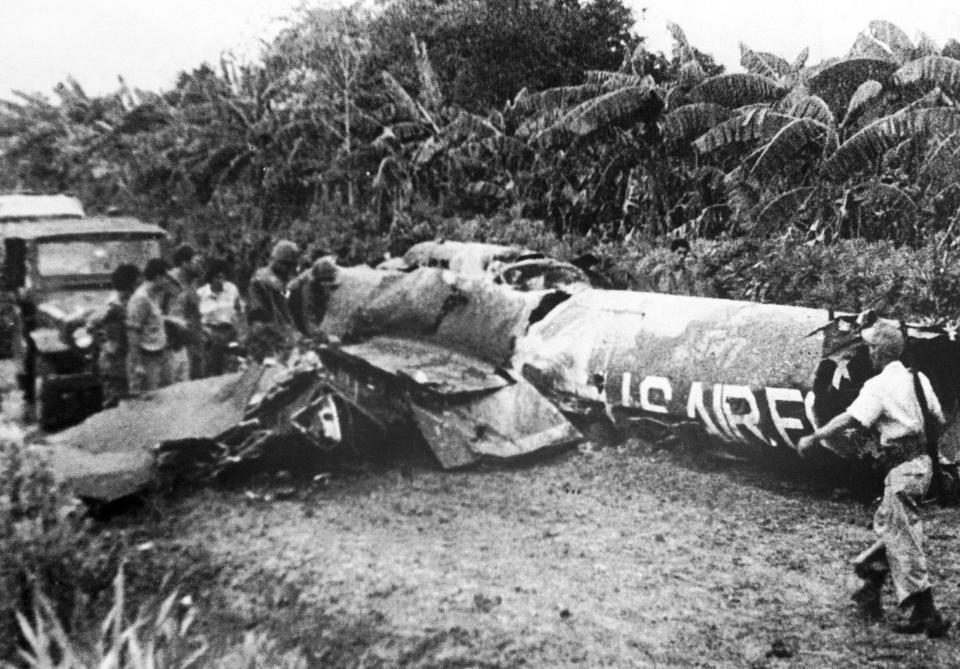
[
  {"xmin": 515, "ymin": 290, "xmax": 960, "ymax": 460},
  {"xmin": 43, "ymin": 257, "xmax": 960, "ymax": 504},
  {"xmin": 515, "ymin": 290, "xmax": 828, "ymax": 455}
]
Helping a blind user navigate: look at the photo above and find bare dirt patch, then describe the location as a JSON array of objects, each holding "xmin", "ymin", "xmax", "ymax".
[{"xmin": 146, "ymin": 442, "xmax": 960, "ymax": 668}]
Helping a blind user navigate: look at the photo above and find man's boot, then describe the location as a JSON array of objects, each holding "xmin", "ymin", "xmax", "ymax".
[
  {"xmin": 851, "ymin": 544, "xmax": 888, "ymax": 621},
  {"xmin": 893, "ymin": 588, "xmax": 952, "ymax": 638},
  {"xmin": 851, "ymin": 574, "xmax": 886, "ymax": 621}
]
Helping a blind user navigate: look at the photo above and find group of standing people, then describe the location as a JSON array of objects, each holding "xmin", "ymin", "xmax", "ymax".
[
  {"xmin": 91, "ymin": 238, "xmax": 337, "ymax": 407},
  {"xmin": 91, "ymin": 243, "xmax": 243, "ymax": 406}
]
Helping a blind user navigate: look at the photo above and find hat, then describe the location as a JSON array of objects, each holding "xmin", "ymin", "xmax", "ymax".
[
  {"xmin": 311, "ymin": 256, "xmax": 339, "ymax": 285},
  {"xmin": 270, "ymin": 240, "xmax": 300, "ymax": 264},
  {"xmin": 861, "ymin": 320, "xmax": 904, "ymax": 361}
]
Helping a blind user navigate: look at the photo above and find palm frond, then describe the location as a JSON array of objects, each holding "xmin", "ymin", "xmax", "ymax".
[
  {"xmin": 380, "ymin": 71, "xmax": 424, "ymax": 124},
  {"xmin": 916, "ymin": 32, "xmax": 942, "ymax": 58},
  {"xmin": 667, "ymin": 22, "xmax": 692, "ymax": 63},
  {"xmin": 825, "ymin": 107, "xmax": 960, "ymax": 180},
  {"xmin": 881, "ymin": 136, "xmax": 921, "ymax": 171},
  {"xmin": 739, "ymin": 43, "xmax": 791, "ymax": 79},
  {"xmin": 443, "ymin": 111, "xmax": 501, "ymax": 141},
  {"xmin": 893, "ymin": 56, "xmax": 960, "ymax": 96},
  {"xmin": 945, "ymin": 39, "xmax": 960, "ymax": 60},
  {"xmin": 848, "ymin": 20, "xmax": 914, "ymax": 62},
  {"xmin": 585, "ymin": 71, "xmax": 651, "ymax": 91},
  {"xmin": 664, "ymin": 87, "xmax": 688, "ymax": 112},
  {"xmin": 465, "ymin": 180, "xmax": 507, "ymax": 199},
  {"xmin": 410, "ymin": 35, "xmax": 443, "ymax": 112},
  {"xmin": 692, "ymin": 109, "xmax": 793, "ymax": 155},
  {"xmin": 510, "ymin": 84, "xmax": 603, "ymax": 115},
  {"xmin": 855, "ymin": 180, "xmax": 918, "ymax": 214},
  {"xmin": 807, "ymin": 58, "xmax": 898, "ymax": 117},
  {"xmin": 752, "ymin": 187, "xmax": 816, "ymax": 233},
  {"xmin": 789, "ymin": 95, "xmax": 835, "ymax": 126},
  {"xmin": 792, "ymin": 47, "xmax": 810, "ymax": 72},
  {"xmin": 748, "ymin": 118, "xmax": 828, "ymax": 181},
  {"xmin": 663, "ymin": 103, "xmax": 733, "ymax": 145},
  {"xmin": 688, "ymin": 73, "xmax": 785, "ymax": 108},
  {"xmin": 919, "ymin": 130, "xmax": 960, "ymax": 189},
  {"xmin": 373, "ymin": 155, "xmax": 406, "ymax": 189},
  {"xmin": 480, "ymin": 135, "xmax": 533, "ymax": 162},
  {"xmin": 536, "ymin": 85, "xmax": 661, "ymax": 147},
  {"xmin": 677, "ymin": 61, "xmax": 706, "ymax": 90},
  {"xmin": 413, "ymin": 136, "xmax": 443, "ymax": 165},
  {"xmin": 390, "ymin": 121, "xmax": 431, "ymax": 143},
  {"xmin": 842, "ymin": 80, "xmax": 884, "ymax": 127}
]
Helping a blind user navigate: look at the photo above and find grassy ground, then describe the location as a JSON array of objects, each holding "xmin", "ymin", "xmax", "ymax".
[
  {"xmin": 5, "ymin": 358, "xmax": 960, "ymax": 666},
  {"xmin": 122, "ymin": 441, "xmax": 960, "ymax": 668}
]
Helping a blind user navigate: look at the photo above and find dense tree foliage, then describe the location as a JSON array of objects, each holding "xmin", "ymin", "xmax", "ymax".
[
  {"xmin": 2, "ymin": 7, "xmax": 960, "ymax": 275},
  {"xmin": 365, "ymin": 0, "xmax": 637, "ymax": 111}
]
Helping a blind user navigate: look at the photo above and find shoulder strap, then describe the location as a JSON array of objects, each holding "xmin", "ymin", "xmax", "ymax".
[{"xmin": 902, "ymin": 319, "xmax": 943, "ymax": 499}]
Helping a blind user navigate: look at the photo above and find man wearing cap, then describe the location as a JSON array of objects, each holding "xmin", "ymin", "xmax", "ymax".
[
  {"xmin": 798, "ymin": 321, "xmax": 950, "ymax": 637},
  {"xmin": 247, "ymin": 239, "xmax": 299, "ymax": 331},
  {"xmin": 287, "ymin": 255, "xmax": 339, "ymax": 337}
]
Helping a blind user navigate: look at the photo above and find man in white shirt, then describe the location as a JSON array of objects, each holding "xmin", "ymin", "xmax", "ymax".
[
  {"xmin": 798, "ymin": 321, "xmax": 950, "ymax": 637},
  {"xmin": 198, "ymin": 257, "xmax": 243, "ymax": 376}
]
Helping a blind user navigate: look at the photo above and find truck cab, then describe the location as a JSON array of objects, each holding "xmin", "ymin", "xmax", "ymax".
[
  {"xmin": 1, "ymin": 217, "xmax": 167, "ymax": 430},
  {"xmin": 0, "ymin": 193, "xmax": 85, "ymax": 221}
]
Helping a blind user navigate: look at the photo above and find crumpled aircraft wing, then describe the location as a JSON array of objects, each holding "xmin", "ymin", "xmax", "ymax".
[{"xmin": 39, "ymin": 365, "xmax": 277, "ymax": 500}]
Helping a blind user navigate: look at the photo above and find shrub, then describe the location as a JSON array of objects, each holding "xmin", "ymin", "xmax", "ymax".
[
  {"xmin": 8, "ymin": 566, "xmax": 204, "ymax": 669},
  {"xmin": 0, "ymin": 425, "xmax": 123, "ymax": 661}
]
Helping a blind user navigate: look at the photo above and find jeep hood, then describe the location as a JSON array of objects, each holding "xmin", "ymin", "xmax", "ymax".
[{"xmin": 37, "ymin": 289, "xmax": 114, "ymax": 325}]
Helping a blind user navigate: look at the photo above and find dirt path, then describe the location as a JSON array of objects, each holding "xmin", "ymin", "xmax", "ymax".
[{"xmin": 160, "ymin": 442, "xmax": 960, "ymax": 668}]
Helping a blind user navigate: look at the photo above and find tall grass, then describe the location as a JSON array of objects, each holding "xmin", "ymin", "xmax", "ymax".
[{"xmin": 7, "ymin": 565, "xmax": 204, "ymax": 669}]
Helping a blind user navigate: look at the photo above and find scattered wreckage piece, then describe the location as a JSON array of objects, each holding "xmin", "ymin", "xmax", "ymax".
[
  {"xmin": 39, "ymin": 364, "xmax": 277, "ymax": 500},
  {"xmin": 316, "ymin": 267, "xmax": 583, "ymax": 468},
  {"xmin": 515, "ymin": 290, "xmax": 960, "ymax": 463},
  {"xmin": 320, "ymin": 336, "xmax": 579, "ymax": 468},
  {"xmin": 379, "ymin": 239, "xmax": 592, "ymax": 294}
]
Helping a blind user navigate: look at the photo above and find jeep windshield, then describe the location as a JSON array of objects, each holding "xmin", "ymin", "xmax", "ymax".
[{"xmin": 37, "ymin": 238, "xmax": 161, "ymax": 277}]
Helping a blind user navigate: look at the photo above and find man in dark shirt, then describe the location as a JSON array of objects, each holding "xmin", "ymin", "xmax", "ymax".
[
  {"xmin": 165, "ymin": 244, "xmax": 204, "ymax": 381},
  {"xmin": 247, "ymin": 239, "xmax": 299, "ymax": 330}
]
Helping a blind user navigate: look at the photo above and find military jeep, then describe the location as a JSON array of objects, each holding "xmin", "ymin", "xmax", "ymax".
[{"xmin": 1, "ymin": 217, "xmax": 167, "ymax": 430}]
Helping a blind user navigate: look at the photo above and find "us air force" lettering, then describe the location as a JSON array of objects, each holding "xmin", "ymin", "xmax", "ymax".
[{"xmin": 614, "ymin": 373, "xmax": 815, "ymax": 450}]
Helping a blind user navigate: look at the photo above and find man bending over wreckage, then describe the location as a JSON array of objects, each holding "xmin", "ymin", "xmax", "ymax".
[{"xmin": 798, "ymin": 321, "xmax": 950, "ymax": 637}]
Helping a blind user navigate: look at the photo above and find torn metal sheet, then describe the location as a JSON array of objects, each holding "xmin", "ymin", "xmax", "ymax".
[
  {"xmin": 400, "ymin": 240, "xmax": 530, "ymax": 275},
  {"xmin": 318, "ymin": 333, "xmax": 581, "ymax": 468},
  {"xmin": 348, "ymin": 268, "xmax": 551, "ymax": 366},
  {"xmin": 410, "ymin": 377, "xmax": 582, "ymax": 468},
  {"xmin": 30, "ymin": 444, "xmax": 153, "ymax": 502},
  {"xmin": 40, "ymin": 364, "xmax": 276, "ymax": 500},
  {"xmin": 340, "ymin": 337, "xmax": 509, "ymax": 395},
  {"xmin": 316, "ymin": 265, "xmax": 403, "ymax": 339}
]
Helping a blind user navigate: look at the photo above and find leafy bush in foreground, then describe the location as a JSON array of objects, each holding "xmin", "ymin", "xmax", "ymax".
[{"xmin": 0, "ymin": 425, "xmax": 123, "ymax": 661}]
